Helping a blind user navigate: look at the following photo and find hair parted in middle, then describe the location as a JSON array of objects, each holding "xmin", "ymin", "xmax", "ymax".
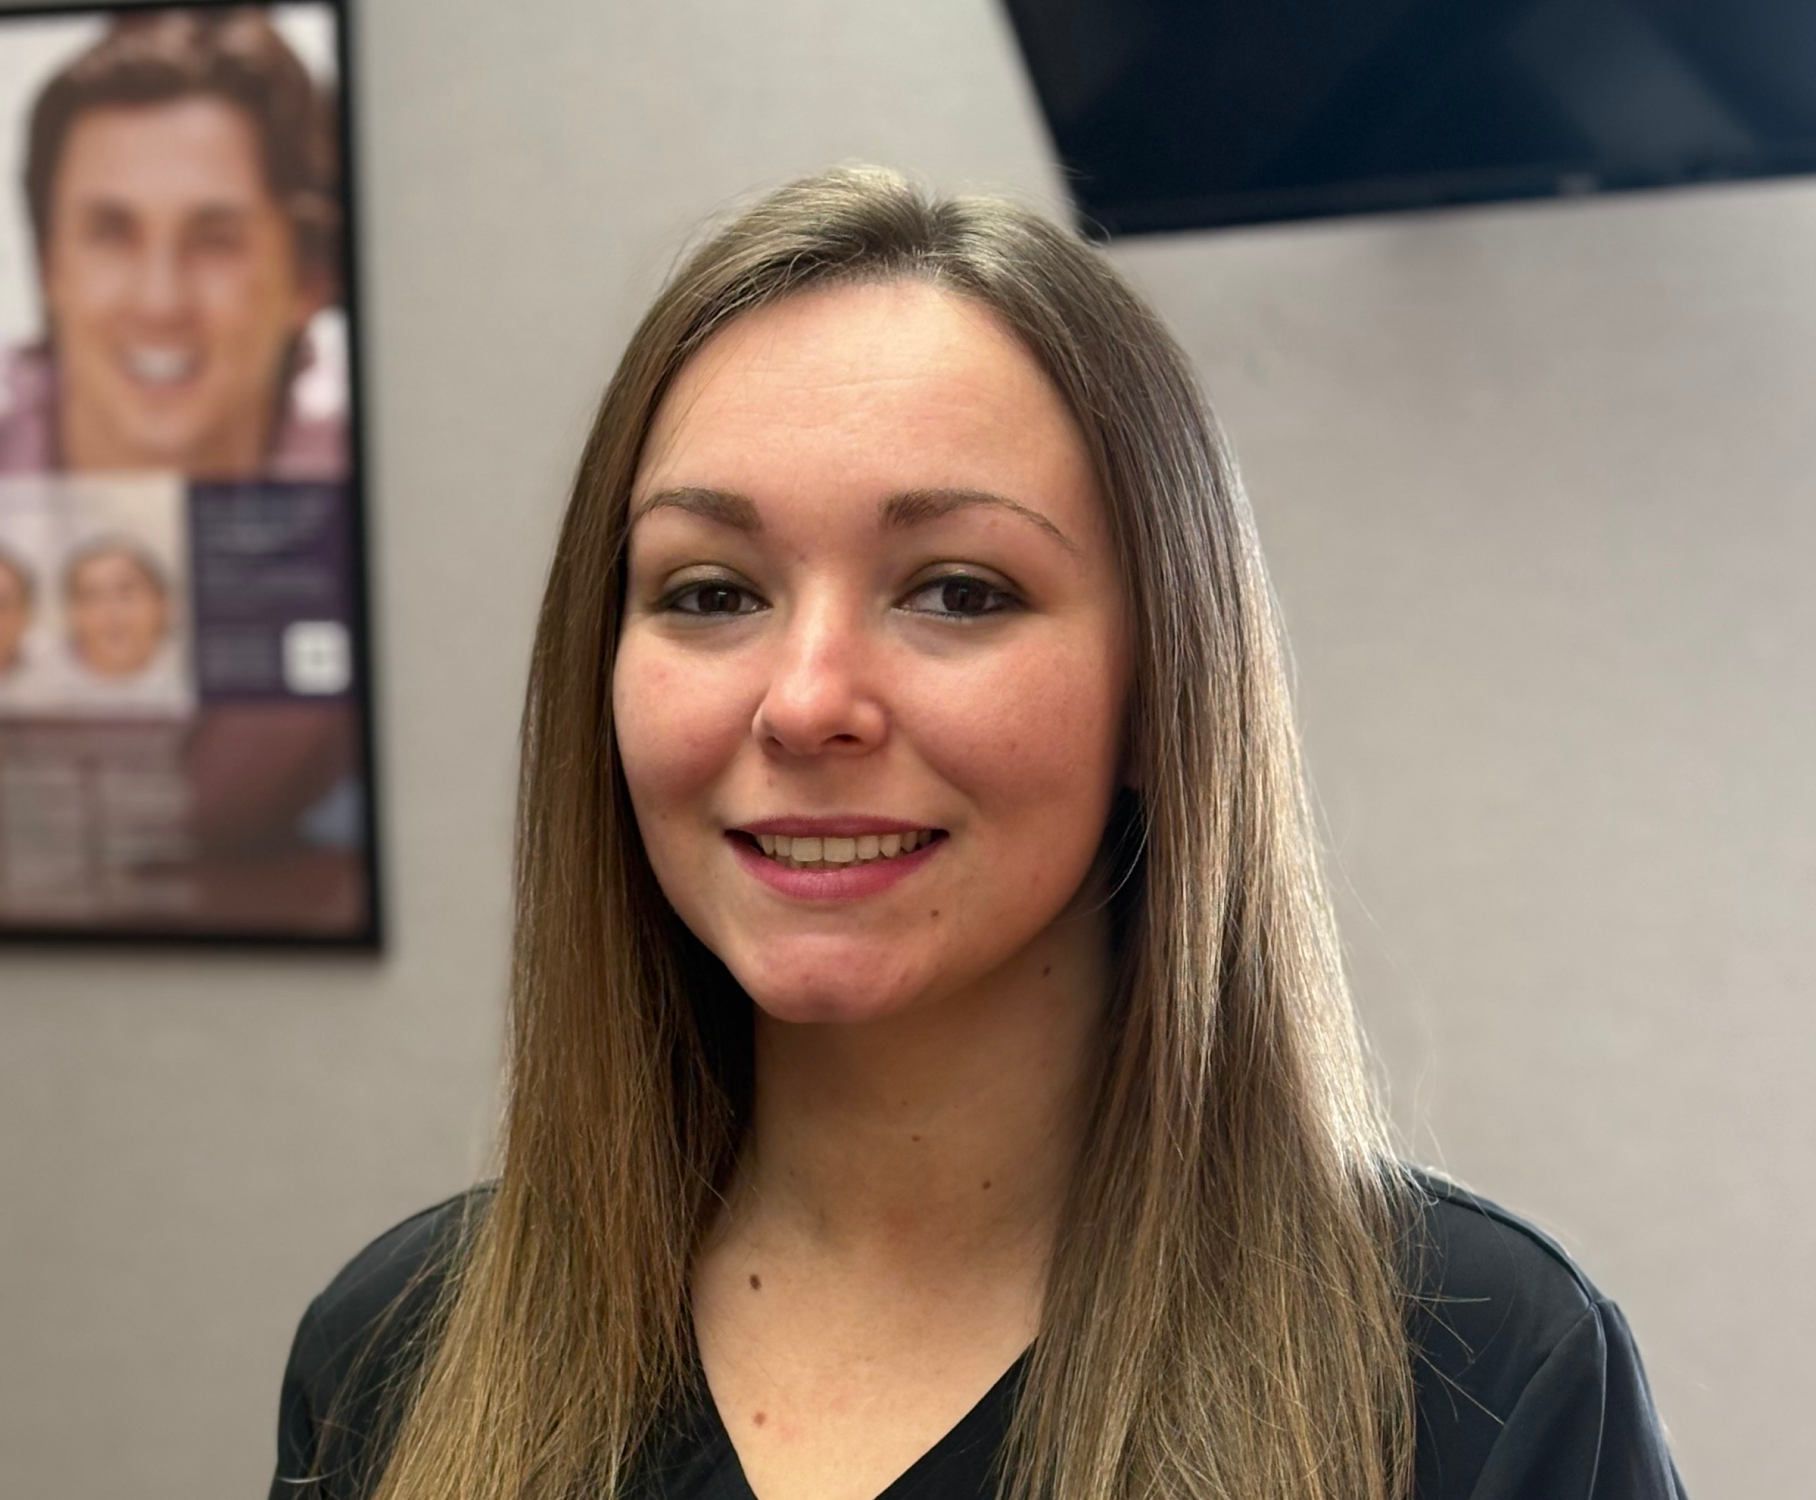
[{"xmin": 362, "ymin": 164, "xmax": 1419, "ymax": 1500}]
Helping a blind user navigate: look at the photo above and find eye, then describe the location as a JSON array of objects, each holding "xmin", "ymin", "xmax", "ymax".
[
  {"xmin": 659, "ymin": 578, "xmax": 765, "ymax": 617},
  {"xmin": 188, "ymin": 220, "xmax": 249, "ymax": 257},
  {"xmin": 80, "ymin": 207, "xmax": 136, "ymax": 249},
  {"xmin": 901, "ymin": 572, "xmax": 1020, "ymax": 620}
]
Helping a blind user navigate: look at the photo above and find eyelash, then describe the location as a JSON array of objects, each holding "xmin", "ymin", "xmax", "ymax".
[{"xmin": 657, "ymin": 572, "xmax": 1021, "ymax": 622}]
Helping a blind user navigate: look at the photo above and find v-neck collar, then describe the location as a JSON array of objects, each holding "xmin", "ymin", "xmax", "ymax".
[{"xmin": 651, "ymin": 1343, "xmax": 1031, "ymax": 1500}]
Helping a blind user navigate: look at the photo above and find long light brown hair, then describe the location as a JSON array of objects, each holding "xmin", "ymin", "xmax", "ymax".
[{"xmin": 364, "ymin": 166, "xmax": 1416, "ymax": 1500}]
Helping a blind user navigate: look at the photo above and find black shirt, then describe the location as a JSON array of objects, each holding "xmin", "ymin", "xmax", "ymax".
[{"xmin": 271, "ymin": 1175, "xmax": 1687, "ymax": 1499}]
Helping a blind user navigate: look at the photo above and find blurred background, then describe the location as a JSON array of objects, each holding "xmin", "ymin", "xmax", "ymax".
[{"xmin": 2, "ymin": 0, "xmax": 1811, "ymax": 1495}]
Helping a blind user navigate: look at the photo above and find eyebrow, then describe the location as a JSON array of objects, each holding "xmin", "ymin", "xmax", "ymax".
[
  {"xmin": 78, "ymin": 196, "xmax": 252, "ymax": 218},
  {"xmin": 632, "ymin": 485, "xmax": 1078, "ymax": 553}
]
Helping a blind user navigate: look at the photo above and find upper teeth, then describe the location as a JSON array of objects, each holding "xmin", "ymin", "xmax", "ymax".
[
  {"xmin": 126, "ymin": 348, "xmax": 199, "ymax": 384},
  {"xmin": 757, "ymin": 830, "xmax": 936, "ymax": 866}
]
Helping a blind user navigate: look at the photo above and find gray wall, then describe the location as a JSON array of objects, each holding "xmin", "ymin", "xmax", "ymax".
[
  {"xmin": 1113, "ymin": 181, "xmax": 1816, "ymax": 1497},
  {"xmin": 0, "ymin": 1, "xmax": 1806, "ymax": 1496}
]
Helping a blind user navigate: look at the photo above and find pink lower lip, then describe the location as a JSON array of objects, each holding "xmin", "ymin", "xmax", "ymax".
[{"xmin": 727, "ymin": 832, "xmax": 944, "ymax": 900}]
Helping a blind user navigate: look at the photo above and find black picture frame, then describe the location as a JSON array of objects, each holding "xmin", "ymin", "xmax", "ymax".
[{"xmin": 0, "ymin": 0, "xmax": 382, "ymax": 950}]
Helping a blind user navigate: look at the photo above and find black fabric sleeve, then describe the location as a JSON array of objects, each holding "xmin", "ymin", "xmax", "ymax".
[
  {"xmin": 267, "ymin": 1193, "xmax": 478, "ymax": 1500},
  {"xmin": 270, "ymin": 1293, "xmax": 335, "ymax": 1500},
  {"xmin": 1466, "ymin": 1298, "xmax": 1686, "ymax": 1500}
]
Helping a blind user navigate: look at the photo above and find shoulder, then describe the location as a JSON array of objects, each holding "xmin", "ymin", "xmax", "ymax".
[
  {"xmin": 1402, "ymin": 1170, "xmax": 1684, "ymax": 1499},
  {"xmin": 272, "ymin": 1188, "xmax": 491, "ymax": 1499},
  {"xmin": 307, "ymin": 1187, "xmax": 483, "ymax": 1337},
  {"xmin": 1408, "ymin": 1169, "xmax": 1598, "ymax": 1379}
]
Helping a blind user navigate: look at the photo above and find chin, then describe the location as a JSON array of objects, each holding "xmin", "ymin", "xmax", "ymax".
[
  {"xmin": 106, "ymin": 392, "xmax": 219, "ymax": 460},
  {"xmin": 125, "ymin": 425, "xmax": 207, "ymax": 466},
  {"xmin": 739, "ymin": 966, "xmax": 924, "ymax": 1029}
]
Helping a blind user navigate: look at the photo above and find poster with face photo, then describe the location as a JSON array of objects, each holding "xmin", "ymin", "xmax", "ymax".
[{"xmin": 0, "ymin": 1, "xmax": 377, "ymax": 945}]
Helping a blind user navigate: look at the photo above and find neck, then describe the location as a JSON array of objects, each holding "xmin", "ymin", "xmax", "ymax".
[{"xmin": 727, "ymin": 891, "xmax": 1114, "ymax": 1281}]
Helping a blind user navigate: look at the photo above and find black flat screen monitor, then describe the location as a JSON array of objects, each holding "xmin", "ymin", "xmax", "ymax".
[{"xmin": 1003, "ymin": 0, "xmax": 1816, "ymax": 236}]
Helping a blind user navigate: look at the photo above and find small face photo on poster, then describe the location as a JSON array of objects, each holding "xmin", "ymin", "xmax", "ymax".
[
  {"xmin": 0, "ymin": 541, "xmax": 35, "ymax": 675},
  {"xmin": 0, "ymin": 496, "xmax": 57, "ymax": 711},
  {"xmin": 0, "ymin": 6, "xmax": 347, "ymax": 482},
  {"xmin": 64, "ymin": 536, "xmax": 172, "ymax": 677},
  {"xmin": 0, "ymin": 472, "xmax": 193, "ymax": 716}
]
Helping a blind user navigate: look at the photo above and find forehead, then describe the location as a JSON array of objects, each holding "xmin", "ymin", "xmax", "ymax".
[
  {"xmin": 53, "ymin": 95, "xmax": 270, "ymax": 205},
  {"xmin": 634, "ymin": 280, "xmax": 1102, "ymax": 534},
  {"xmin": 72, "ymin": 550, "xmax": 153, "ymax": 588}
]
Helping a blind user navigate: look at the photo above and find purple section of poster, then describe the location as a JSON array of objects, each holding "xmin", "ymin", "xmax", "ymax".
[{"xmin": 189, "ymin": 481, "xmax": 356, "ymax": 702}]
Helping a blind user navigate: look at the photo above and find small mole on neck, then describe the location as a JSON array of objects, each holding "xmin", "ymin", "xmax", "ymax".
[
  {"xmin": 929, "ymin": 908, "xmax": 940, "ymax": 919},
  {"xmin": 982, "ymin": 1179, "xmax": 992, "ymax": 1190},
  {"xmin": 748, "ymin": 1273, "xmax": 761, "ymax": 1291},
  {"xmin": 911, "ymin": 1133, "xmax": 922, "ymax": 1143},
  {"xmin": 753, "ymin": 1411, "xmax": 767, "ymax": 1427},
  {"xmin": 1041, "ymin": 965, "xmax": 1051, "ymax": 978}
]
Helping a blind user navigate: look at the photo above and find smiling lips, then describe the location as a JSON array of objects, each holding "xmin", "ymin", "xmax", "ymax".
[
  {"xmin": 731, "ymin": 818, "xmax": 946, "ymax": 872},
  {"xmin": 122, "ymin": 345, "xmax": 201, "ymax": 386},
  {"xmin": 754, "ymin": 829, "xmax": 938, "ymax": 870}
]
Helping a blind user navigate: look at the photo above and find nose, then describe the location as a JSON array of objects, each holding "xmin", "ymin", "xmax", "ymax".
[
  {"xmin": 132, "ymin": 238, "xmax": 191, "ymax": 322},
  {"xmin": 752, "ymin": 597, "xmax": 887, "ymax": 758}
]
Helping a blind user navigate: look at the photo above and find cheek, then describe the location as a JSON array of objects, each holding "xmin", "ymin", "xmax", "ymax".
[
  {"xmin": 911, "ymin": 634, "xmax": 1127, "ymax": 823},
  {"xmin": 611, "ymin": 642, "xmax": 748, "ymax": 828},
  {"xmin": 201, "ymin": 268, "xmax": 291, "ymax": 346},
  {"xmin": 43, "ymin": 248, "xmax": 107, "ymax": 321}
]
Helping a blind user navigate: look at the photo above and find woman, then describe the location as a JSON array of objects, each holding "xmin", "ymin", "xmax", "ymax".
[{"xmin": 273, "ymin": 168, "xmax": 1684, "ymax": 1500}]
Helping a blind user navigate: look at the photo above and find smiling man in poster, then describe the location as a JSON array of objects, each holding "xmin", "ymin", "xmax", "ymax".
[{"xmin": 2, "ymin": 7, "xmax": 345, "ymax": 479}]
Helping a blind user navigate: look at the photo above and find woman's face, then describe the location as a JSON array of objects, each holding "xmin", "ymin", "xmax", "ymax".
[
  {"xmin": 67, "ymin": 548, "xmax": 169, "ymax": 676},
  {"xmin": 614, "ymin": 280, "xmax": 1131, "ymax": 1026}
]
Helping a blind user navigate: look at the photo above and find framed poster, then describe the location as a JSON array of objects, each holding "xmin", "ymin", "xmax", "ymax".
[{"xmin": 0, "ymin": 1, "xmax": 379, "ymax": 947}]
